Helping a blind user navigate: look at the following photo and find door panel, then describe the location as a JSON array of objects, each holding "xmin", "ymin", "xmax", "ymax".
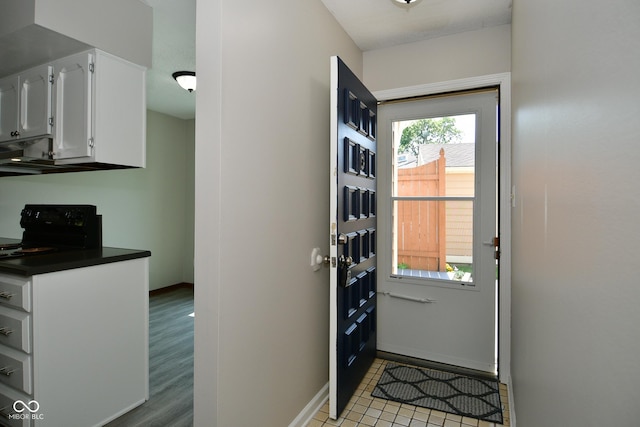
[
  {"xmin": 377, "ymin": 90, "xmax": 499, "ymax": 373},
  {"xmin": 19, "ymin": 65, "xmax": 53, "ymax": 140},
  {"xmin": 54, "ymin": 52, "xmax": 93, "ymax": 159},
  {"xmin": 0, "ymin": 77, "xmax": 18, "ymax": 143},
  {"xmin": 329, "ymin": 56, "xmax": 377, "ymax": 419}
]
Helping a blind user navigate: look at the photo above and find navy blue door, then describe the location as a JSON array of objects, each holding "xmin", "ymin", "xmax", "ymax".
[{"xmin": 329, "ymin": 56, "xmax": 377, "ymax": 419}]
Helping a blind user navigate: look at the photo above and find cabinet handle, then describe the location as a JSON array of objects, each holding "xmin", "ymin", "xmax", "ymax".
[
  {"xmin": 10, "ymin": 131, "xmax": 20, "ymax": 137},
  {"xmin": 0, "ymin": 327, "xmax": 13, "ymax": 336},
  {"xmin": 0, "ymin": 292, "xmax": 13, "ymax": 300},
  {"xmin": 0, "ymin": 367, "xmax": 15, "ymax": 376}
]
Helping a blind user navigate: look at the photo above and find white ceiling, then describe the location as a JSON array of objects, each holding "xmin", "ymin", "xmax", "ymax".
[
  {"xmin": 320, "ymin": 0, "xmax": 512, "ymax": 51},
  {"xmin": 145, "ymin": 0, "xmax": 196, "ymax": 120},
  {"xmin": 147, "ymin": 0, "xmax": 512, "ymax": 120}
]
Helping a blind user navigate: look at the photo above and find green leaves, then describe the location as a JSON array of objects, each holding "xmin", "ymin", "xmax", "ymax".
[{"xmin": 398, "ymin": 117, "xmax": 462, "ymax": 156}]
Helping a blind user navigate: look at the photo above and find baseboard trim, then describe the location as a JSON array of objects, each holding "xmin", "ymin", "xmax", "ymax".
[
  {"xmin": 288, "ymin": 382, "xmax": 329, "ymax": 427},
  {"xmin": 149, "ymin": 282, "xmax": 194, "ymax": 296}
]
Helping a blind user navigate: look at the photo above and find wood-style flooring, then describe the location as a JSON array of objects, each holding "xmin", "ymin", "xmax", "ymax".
[{"xmin": 106, "ymin": 285, "xmax": 194, "ymax": 427}]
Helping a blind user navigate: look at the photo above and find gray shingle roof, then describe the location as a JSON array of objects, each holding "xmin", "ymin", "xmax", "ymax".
[{"xmin": 418, "ymin": 143, "xmax": 475, "ymax": 167}]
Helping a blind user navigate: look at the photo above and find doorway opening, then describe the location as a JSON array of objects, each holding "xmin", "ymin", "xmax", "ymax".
[{"xmin": 377, "ymin": 87, "xmax": 501, "ymax": 376}]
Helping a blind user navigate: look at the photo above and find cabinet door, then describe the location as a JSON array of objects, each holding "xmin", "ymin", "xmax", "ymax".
[
  {"xmin": 53, "ymin": 52, "xmax": 93, "ymax": 160},
  {"xmin": 19, "ymin": 65, "xmax": 53, "ymax": 141},
  {"xmin": 0, "ymin": 76, "xmax": 19, "ymax": 143}
]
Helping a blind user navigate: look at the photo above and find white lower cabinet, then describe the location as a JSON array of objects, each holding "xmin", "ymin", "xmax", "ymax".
[
  {"xmin": 0, "ymin": 382, "xmax": 31, "ymax": 427},
  {"xmin": 0, "ymin": 258, "xmax": 149, "ymax": 427}
]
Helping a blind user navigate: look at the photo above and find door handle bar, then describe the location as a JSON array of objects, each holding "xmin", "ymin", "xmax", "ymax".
[{"xmin": 381, "ymin": 291, "xmax": 435, "ymax": 304}]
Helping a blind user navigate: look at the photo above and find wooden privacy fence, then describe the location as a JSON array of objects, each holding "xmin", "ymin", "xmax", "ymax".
[{"xmin": 396, "ymin": 149, "xmax": 446, "ymax": 271}]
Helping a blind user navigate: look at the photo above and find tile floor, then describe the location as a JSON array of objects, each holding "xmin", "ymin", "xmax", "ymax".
[{"xmin": 307, "ymin": 359, "xmax": 510, "ymax": 427}]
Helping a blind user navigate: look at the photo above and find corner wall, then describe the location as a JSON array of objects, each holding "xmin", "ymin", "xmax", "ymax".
[
  {"xmin": 194, "ymin": 0, "xmax": 362, "ymax": 425},
  {"xmin": 0, "ymin": 110, "xmax": 195, "ymax": 290},
  {"xmin": 511, "ymin": 0, "xmax": 640, "ymax": 425}
]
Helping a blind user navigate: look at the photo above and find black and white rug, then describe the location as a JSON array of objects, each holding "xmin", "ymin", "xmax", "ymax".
[{"xmin": 371, "ymin": 363, "xmax": 503, "ymax": 424}]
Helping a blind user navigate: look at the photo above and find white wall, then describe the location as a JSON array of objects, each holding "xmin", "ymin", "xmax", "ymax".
[
  {"xmin": 511, "ymin": 0, "xmax": 640, "ymax": 425},
  {"xmin": 363, "ymin": 24, "xmax": 511, "ymax": 92},
  {"xmin": 34, "ymin": 0, "xmax": 152, "ymax": 67},
  {"xmin": 194, "ymin": 0, "xmax": 362, "ymax": 425},
  {"xmin": 182, "ymin": 119, "xmax": 195, "ymax": 284},
  {"xmin": 0, "ymin": 0, "xmax": 152, "ymax": 72},
  {"xmin": 0, "ymin": 0, "xmax": 35, "ymax": 36},
  {"xmin": 0, "ymin": 110, "xmax": 194, "ymax": 290}
]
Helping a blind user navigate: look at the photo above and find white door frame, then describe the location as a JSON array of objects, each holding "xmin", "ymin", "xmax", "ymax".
[{"xmin": 373, "ymin": 73, "xmax": 512, "ymax": 383}]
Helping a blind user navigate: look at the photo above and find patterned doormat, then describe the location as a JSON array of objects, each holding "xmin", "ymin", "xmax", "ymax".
[{"xmin": 371, "ymin": 363, "xmax": 503, "ymax": 424}]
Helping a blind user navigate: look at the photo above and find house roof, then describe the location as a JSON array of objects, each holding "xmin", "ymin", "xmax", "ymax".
[
  {"xmin": 397, "ymin": 153, "xmax": 418, "ymax": 168},
  {"xmin": 418, "ymin": 143, "xmax": 475, "ymax": 167}
]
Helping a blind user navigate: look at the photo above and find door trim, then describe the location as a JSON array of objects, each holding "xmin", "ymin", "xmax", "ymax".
[{"xmin": 373, "ymin": 73, "xmax": 512, "ymax": 383}]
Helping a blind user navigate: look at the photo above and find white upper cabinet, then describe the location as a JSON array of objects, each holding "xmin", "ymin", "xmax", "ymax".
[
  {"xmin": 0, "ymin": 0, "xmax": 150, "ymax": 175},
  {"xmin": 0, "ymin": 64, "xmax": 53, "ymax": 143},
  {"xmin": 0, "ymin": 77, "xmax": 18, "ymax": 142},
  {"xmin": 20, "ymin": 65, "xmax": 54, "ymax": 141},
  {"xmin": 52, "ymin": 51, "xmax": 93, "ymax": 160},
  {"xmin": 52, "ymin": 49, "xmax": 146, "ymax": 167}
]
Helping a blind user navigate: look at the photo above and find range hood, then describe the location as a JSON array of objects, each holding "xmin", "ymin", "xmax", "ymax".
[
  {"xmin": 0, "ymin": 138, "xmax": 53, "ymax": 175},
  {"xmin": 0, "ymin": 138, "xmax": 133, "ymax": 177}
]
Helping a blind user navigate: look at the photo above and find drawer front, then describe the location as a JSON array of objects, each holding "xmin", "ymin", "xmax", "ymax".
[
  {"xmin": 0, "ymin": 277, "xmax": 30, "ymax": 313},
  {"xmin": 0, "ymin": 307, "xmax": 30, "ymax": 354},
  {"xmin": 0, "ymin": 382, "xmax": 31, "ymax": 427},
  {"xmin": 0, "ymin": 349, "xmax": 31, "ymax": 395}
]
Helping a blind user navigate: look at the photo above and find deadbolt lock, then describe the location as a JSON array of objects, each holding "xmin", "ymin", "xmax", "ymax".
[{"xmin": 338, "ymin": 254, "xmax": 353, "ymax": 287}]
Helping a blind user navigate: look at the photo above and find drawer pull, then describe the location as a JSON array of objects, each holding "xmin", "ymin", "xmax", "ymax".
[
  {"xmin": 0, "ymin": 327, "xmax": 13, "ymax": 336},
  {"xmin": 0, "ymin": 292, "xmax": 13, "ymax": 300},
  {"xmin": 0, "ymin": 366, "xmax": 16, "ymax": 376}
]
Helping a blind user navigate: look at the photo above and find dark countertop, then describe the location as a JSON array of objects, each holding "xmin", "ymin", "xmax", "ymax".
[
  {"xmin": 0, "ymin": 238, "xmax": 151, "ymax": 276},
  {"xmin": 0, "ymin": 237, "xmax": 21, "ymax": 247}
]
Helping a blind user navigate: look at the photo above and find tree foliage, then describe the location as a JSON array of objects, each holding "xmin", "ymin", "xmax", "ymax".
[{"xmin": 398, "ymin": 117, "xmax": 462, "ymax": 156}]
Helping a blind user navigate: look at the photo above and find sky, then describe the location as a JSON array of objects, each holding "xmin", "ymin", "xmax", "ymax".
[{"xmin": 454, "ymin": 114, "xmax": 476, "ymax": 144}]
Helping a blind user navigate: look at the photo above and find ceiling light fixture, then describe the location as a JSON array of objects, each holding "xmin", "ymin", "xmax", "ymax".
[
  {"xmin": 172, "ymin": 71, "xmax": 196, "ymax": 93},
  {"xmin": 392, "ymin": 0, "xmax": 422, "ymax": 7}
]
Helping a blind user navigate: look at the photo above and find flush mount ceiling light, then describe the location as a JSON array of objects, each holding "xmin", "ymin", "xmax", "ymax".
[
  {"xmin": 172, "ymin": 71, "xmax": 196, "ymax": 93},
  {"xmin": 392, "ymin": 0, "xmax": 423, "ymax": 7}
]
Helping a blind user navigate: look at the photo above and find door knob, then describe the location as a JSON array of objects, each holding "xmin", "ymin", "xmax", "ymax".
[{"xmin": 310, "ymin": 247, "xmax": 330, "ymax": 271}]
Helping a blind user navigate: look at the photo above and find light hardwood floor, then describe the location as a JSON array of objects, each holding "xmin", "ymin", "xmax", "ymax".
[{"xmin": 106, "ymin": 285, "xmax": 194, "ymax": 427}]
